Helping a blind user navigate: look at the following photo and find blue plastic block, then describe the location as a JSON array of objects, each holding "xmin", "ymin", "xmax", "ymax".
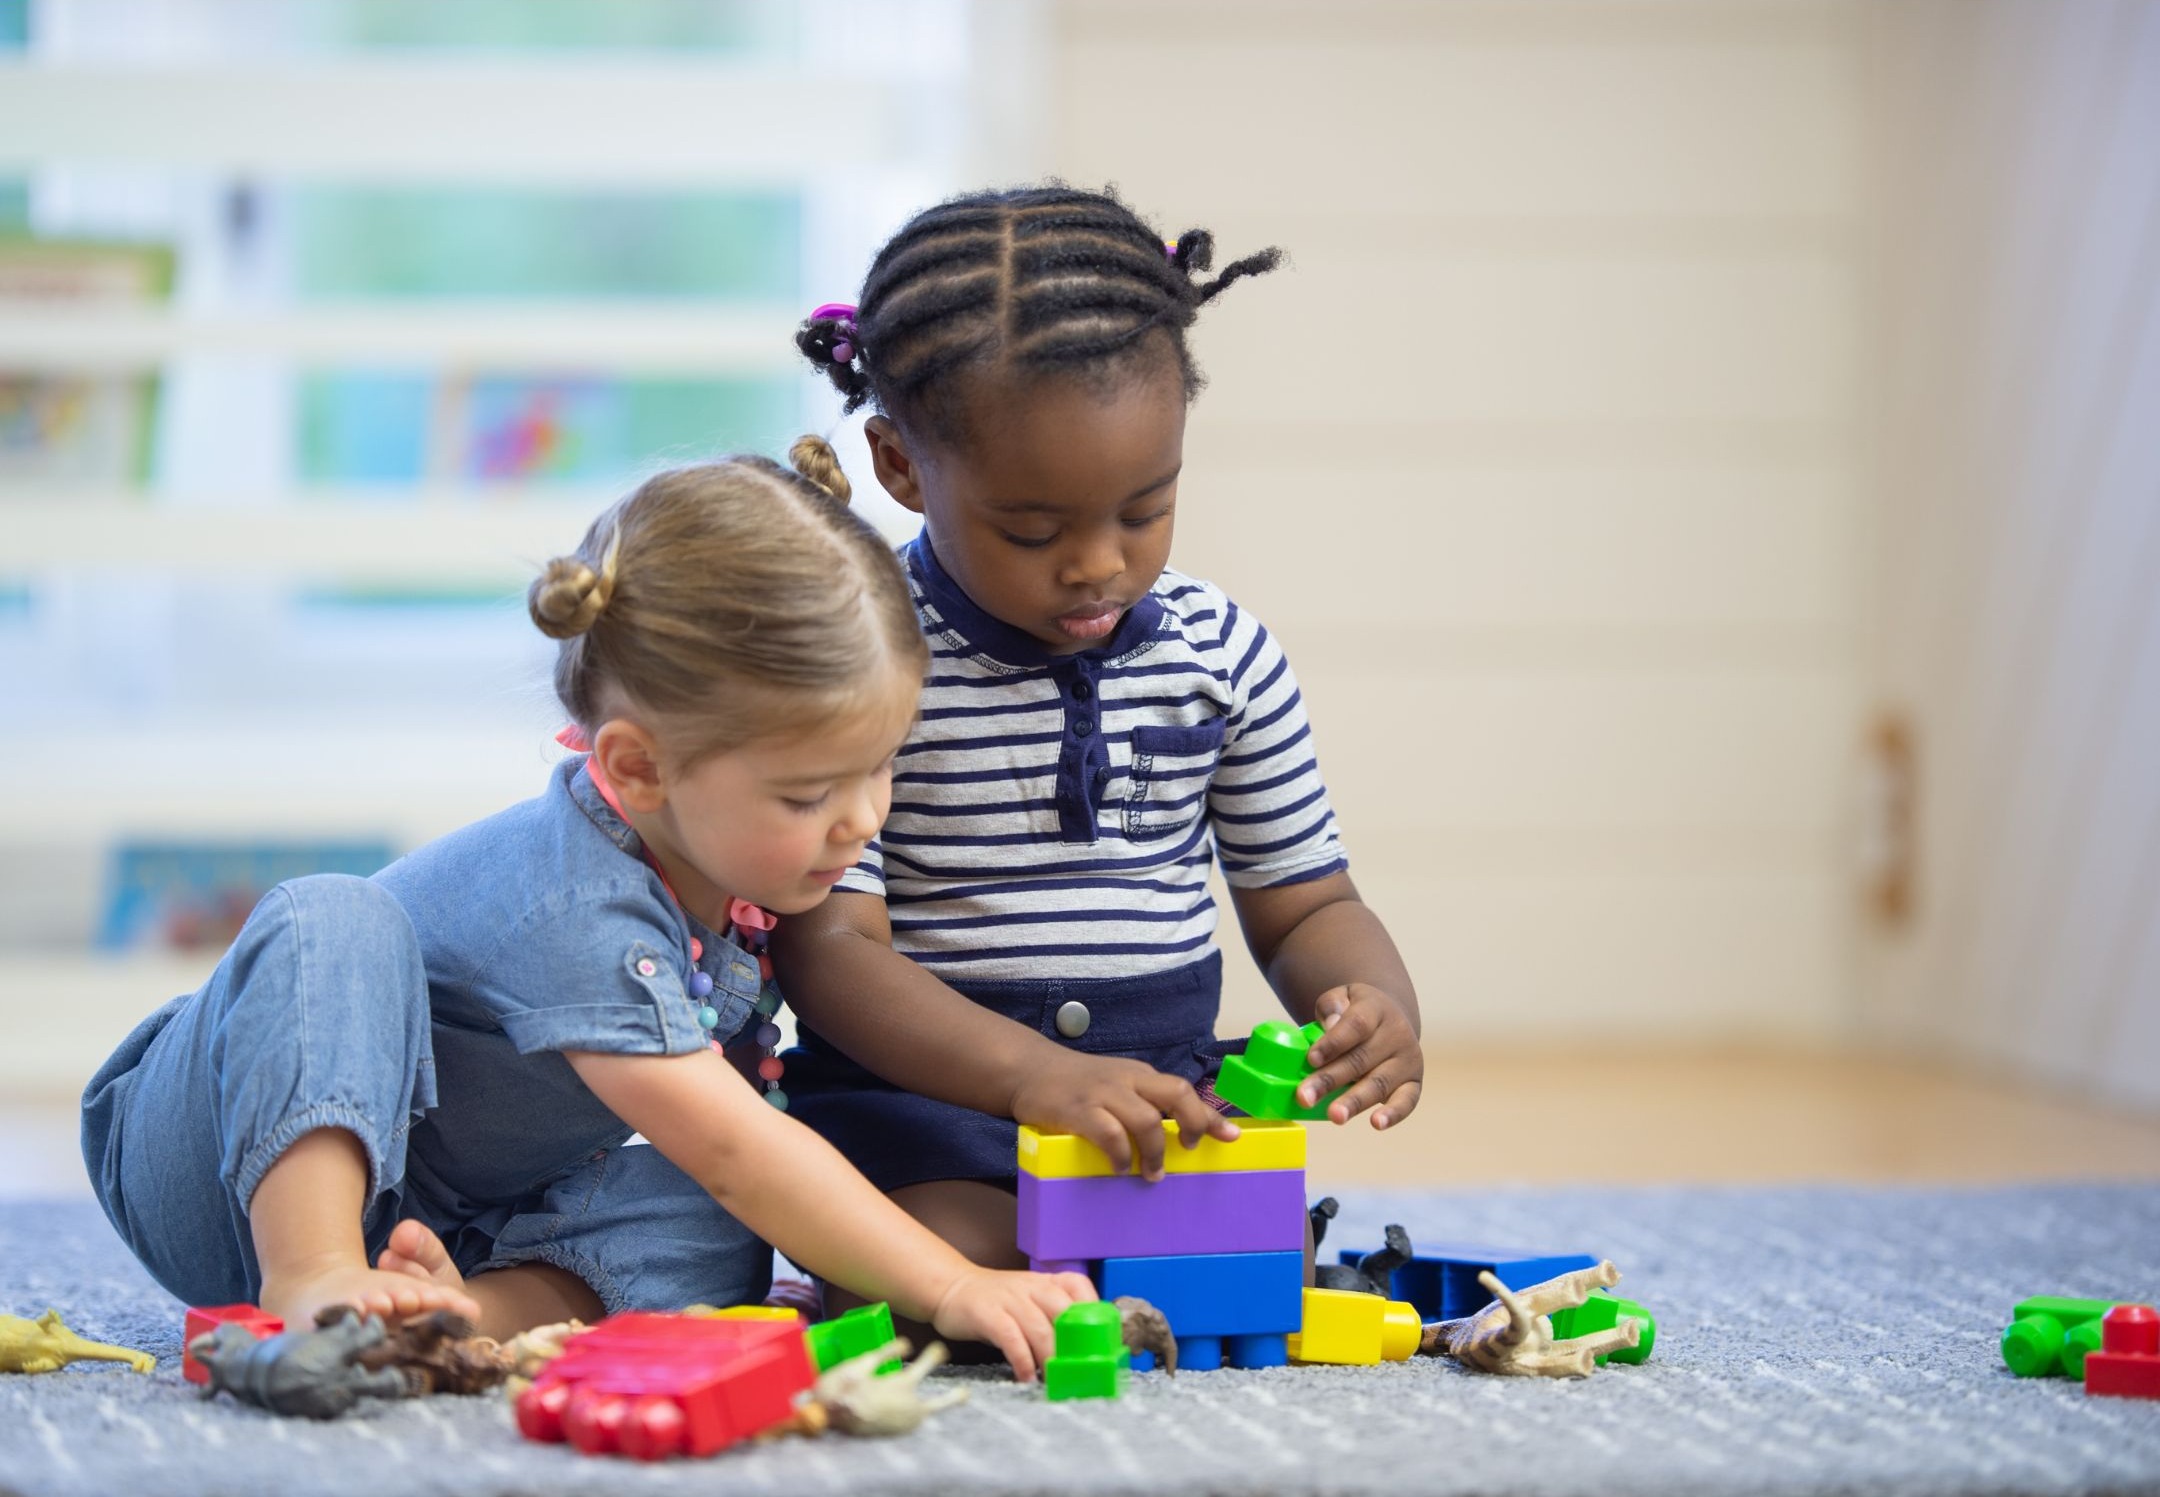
[
  {"xmin": 1339, "ymin": 1244, "xmax": 1600, "ymax": 1320},
  {"xmin": 1098, "ymin": 1251, "xmax": 1305, "ymax": 1339},
  {"xmin": 1227, "ymin": 1333, "xmax": 1288, "ymax": 1369}
]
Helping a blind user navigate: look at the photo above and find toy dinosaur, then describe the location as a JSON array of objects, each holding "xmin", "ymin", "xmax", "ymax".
[
  {"xmin": 820, "ymin": 1337, "xmax": 969, "ymax": 1436},
  {"xmin": 1305, "ymin": 1198, "xmax": 1414, "ymax": 1297},
  {"xmin": 1114, "ymin": 1295, "xmax": 1178, "ymax": 1374},
  {"xmin": 0, "ymin": 1310, "xmax": 155, "ymax": 1374},
  {"xmin": 1418, "ymin": 1261, "xmax": 1641, "ymax": 1377},
  {"xmin": 191, "ymin": 1309, "xmax": 412, "ymax": 1418},
  {"xmin": 329, "ymin": 1305, "xmax": 515, "ymax": 1396},
  {"xmin": 760, "ymin": 1337, "xmax": 968, "ymax": 1441}
]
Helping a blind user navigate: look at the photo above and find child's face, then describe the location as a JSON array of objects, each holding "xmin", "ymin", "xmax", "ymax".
[
  {"xmin": 868, "ymin": 358, "xmax": 1187, "ymax": 653},
  {"xmin": 652, "ymin": 658, "xmax": 920, "ymax": 916}
]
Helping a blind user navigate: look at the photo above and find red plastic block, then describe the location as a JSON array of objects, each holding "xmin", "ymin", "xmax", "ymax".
[
  {"xmin": 515, "ymin": 1312, "xmax": 815, "ymax": 1459},
  {"xmin": 1016, "ymin": 1169, "xmax": 1306, "ymax": 1261},
  {"xmin": 182, "ymin": 1303, "xmax": 283, "ymax": 1386},
  {"xmin": 2085, "ymin": 1303, "xmax": 2160, "ymax": 1401}
]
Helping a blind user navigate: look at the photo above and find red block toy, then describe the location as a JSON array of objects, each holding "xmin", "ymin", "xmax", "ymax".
[
  {"xmin": 2085, "ymin": 1303, "xmax": 2160, "ymax": 1401},
  {"xmin": 515, "ymin": 1312, "xmax": 816, "ymax": 1460},
  {"xmin": 182, "ymin": 1304, "xmax": 284, "ymax": 1386}
]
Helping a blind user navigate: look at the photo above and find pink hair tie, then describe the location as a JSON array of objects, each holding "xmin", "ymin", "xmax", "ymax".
[{"xmin": 809, "ymin": 301, "xmax": 859, "ymax": 363}]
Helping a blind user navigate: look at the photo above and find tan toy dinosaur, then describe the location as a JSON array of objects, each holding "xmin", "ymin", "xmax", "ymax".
[
  {"xmin": 1418, "ymin": 1261, "xmax": 1641, "ymax": 1377},
  {"xmin": 1, "ymin": 1309, "xmax": 156, "ymax": 1375}
]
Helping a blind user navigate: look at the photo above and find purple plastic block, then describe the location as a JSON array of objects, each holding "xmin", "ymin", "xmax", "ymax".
[{"xmin": 1016, "ymin": 1169, "xmax": 1306, "ymax": 1261}]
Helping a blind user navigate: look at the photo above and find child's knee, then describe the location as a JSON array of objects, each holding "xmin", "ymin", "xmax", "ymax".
[{"xmin": 892, "ymin": 1179, "xmax": 1025, "ymax": 1269}]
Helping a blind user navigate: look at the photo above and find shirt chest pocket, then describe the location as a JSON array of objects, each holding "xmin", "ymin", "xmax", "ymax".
[{"xmin": 1123, "ymin": 720, "xmax": 1227, "ymax": 842}]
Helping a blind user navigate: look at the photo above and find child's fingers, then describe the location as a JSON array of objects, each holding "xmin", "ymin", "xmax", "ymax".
[
  {"xmin": 1076, "ymin": 1105, "xmax": 1138, "ymax": 1174},
  {"xmin": 1104, "ymin": 1092, "xmax": 1174, "ymax": 1179},
  {"xmin": 1369, "ymin": 1076, "xmax": 1424, "ymax": 1130},
  {"xmin": 1141, "ymin": 1074, "xmax": 1238, "ymax": 1152},
  {"xmin": 989, "ymin": 1315, "xmax": 1039, "ymax": 1384},
  {"xmin": 1325, "ymin": 1060, "xmax": 1415, "ymax": 1124},
  {"xmin": 1048, "ymin": 1271, "xmax": 1098, "ymax": 1306},
  {"xmin": 1296, "ymin": 993, "xmax": 1382, "ymax": 1075},
  {"xmin": 1299, "ymin": 1029, "xmax": 1386, "ymax": 1109}
]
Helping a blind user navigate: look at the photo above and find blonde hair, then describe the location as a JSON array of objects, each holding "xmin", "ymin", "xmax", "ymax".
[{"xmin": 529, "ymin": 435, "xmax": 925, "ymax": 762}]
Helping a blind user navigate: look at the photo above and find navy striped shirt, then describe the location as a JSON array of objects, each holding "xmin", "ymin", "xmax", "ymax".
[{"xmin": 838, "ymin": 535, "xmax": 1347, "ymax": 980}]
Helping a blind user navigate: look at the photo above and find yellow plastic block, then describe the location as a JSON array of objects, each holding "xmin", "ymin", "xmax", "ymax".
[
  {"xmin": 682, "ymin": 1304, "xmax": 804, "ymax": 1323},
  {"xmin": 1286, "ymin": 1288, "xmax": 1422, "ymax": 1366},
  {"xmin": 1016, "ymin": 1118, "xmax": 1308, "ymax": 1178}
]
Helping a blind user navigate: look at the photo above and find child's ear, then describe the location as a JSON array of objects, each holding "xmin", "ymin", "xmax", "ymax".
[
  {"xmin": 863, "ymin": 416, "xmax": 926, "ymax": 515},
  {"xmin": 591, "ymin": 718, "xmax": 668, "ymax": 814}
]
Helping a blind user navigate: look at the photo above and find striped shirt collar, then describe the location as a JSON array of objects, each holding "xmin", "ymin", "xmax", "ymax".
[{"xmin": 903, "ymin": 531, "xmax": 1168, "ymax": 670}]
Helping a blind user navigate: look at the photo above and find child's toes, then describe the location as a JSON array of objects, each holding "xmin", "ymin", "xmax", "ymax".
[{"xmin": 379, "ymin": 1219, "xmax": 462, "ymax": 1287}]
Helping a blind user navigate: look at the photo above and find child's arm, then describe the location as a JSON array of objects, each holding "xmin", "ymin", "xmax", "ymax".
[
  {"xmin": 772, "ymin": 892, "xmax": 1238, "ymax": 1177},
  {"xmin": 567, "ymin": 1044, "xmax": 1091, "ymax": 1380},
  {"xmin": 1230, "ymin": 869, "xmax": 1423, "ymax": 1129}
]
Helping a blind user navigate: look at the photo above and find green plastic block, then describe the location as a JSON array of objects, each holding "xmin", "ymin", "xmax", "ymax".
[
  {"xmin": 804, "ymin": 1301, "xmax": 900, "ymax": 1375},
  {"xmin": 1044, "ymin": 1301, "xmax": 1129, "ymax": 1401},
  {"xmin": 2001, "ymin": 1296, "xmax": 2120, "ymax": 1378},
  {"xmin": 1213, "ymin": 1020, "xmax": 1344, "ymax": 1121},
  {"xmin": 1549, "ymin": 1289, "xmax": 1656, "ymax": 1366}
]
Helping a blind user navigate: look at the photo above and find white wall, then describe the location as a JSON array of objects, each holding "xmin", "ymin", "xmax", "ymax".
[
  {"xmin": 1862, "ymin": 0, "xmax": 2160, "ymax": 1108},
  {"xmin": 1052, "ymin": 0, "xmax": 1869, "ymax": 1042}
]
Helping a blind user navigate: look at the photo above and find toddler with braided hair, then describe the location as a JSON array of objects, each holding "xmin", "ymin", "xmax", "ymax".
[{"xmin": 774, "ymin": 186, "xmax": 1424, "ymax": 1337}]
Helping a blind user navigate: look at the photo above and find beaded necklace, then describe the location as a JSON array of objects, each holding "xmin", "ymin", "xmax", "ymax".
[{"xmin": 558, "ymin": 728, "xmax": 790, "ymax": 1110}]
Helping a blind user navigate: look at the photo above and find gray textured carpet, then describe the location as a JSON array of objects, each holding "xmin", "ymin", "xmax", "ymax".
[{"xmin": 4, "ymin": 1184, "xmax": 2159, "ymax": 1497}]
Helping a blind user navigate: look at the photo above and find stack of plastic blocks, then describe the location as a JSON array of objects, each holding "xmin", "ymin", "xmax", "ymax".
[{"xmin": 1018, "ymin": 1117, "xmax": 1309, "ymax": 1371}]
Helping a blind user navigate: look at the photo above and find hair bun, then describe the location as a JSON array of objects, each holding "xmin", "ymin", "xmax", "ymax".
[
  {"xmin": 529, "ymin": 548, "xmax": 617, "ymax": 639},
  {"xmin": 789, "ymin": 434, "xmax": 853, "ymax": 504},
  {"xmin": 1169, "ymin": 229, "xmax": 1216, "ymax": 275}
]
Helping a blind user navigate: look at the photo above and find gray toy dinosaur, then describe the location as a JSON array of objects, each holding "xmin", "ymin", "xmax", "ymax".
[{"xmin": 190, "ymin": 1309, "xmax": 412, "ymax": 1419}]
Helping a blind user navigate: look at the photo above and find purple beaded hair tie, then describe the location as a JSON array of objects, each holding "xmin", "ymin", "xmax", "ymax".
[{"xmin": 810, "ymin": 301, "xmax": 859, "ymax": 363}]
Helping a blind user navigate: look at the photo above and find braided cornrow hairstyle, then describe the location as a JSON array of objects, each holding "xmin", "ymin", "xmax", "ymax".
[{"xmin": 796, "ymin": 183, "xmax": 1281, "ymax": 442}]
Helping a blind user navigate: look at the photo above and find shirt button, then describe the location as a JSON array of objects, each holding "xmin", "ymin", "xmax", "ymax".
[
  {"xmin": 635, "ymin": 957, "xmax": 658, "ymax": 978},
  {"xmin": 1055, "ymin": 1000, "xmax": 1092, "ymax": 1038},
  {"xmin": 1072, "ymin": 680, "xmax": 1092, "ymax": 701},
  {"xmin": 1073, "ymin": 717, "xmax": 1095, "ymax": 738}
]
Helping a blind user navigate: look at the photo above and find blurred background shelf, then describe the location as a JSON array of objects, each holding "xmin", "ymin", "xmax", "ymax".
[
  {"xmin": 0, "ymin": 305, "xmax": 806, "ymax": 372},
  {"xmin": 9, "ymin": 492, "xmax": 614, "ymax": 577},
  {"xmin": 0, "ymin": 61, "xmax": 918, "ymax": 182}
]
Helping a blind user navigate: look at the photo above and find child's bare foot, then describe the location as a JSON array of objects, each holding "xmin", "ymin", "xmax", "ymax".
[
  {"xmin": 374, "ymin": 1219, "xmax": 481, "ymax": 1320},
  {"xmin": 260, "ymin": 1250, "xmax": 482, "ymax": 1333}
]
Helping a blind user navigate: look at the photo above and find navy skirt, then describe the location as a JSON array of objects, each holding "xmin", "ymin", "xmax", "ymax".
[{"xmin": 782, "ymin": 951, "xmax": 1234, "ymax": 1192}]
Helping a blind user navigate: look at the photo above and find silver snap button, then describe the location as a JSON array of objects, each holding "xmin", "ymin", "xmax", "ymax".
[{"xmin": 1055, "ymin": 1000, "xmax": 1091, "ymax": 1039}]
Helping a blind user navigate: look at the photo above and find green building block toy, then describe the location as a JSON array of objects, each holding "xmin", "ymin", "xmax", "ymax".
[
  {"xmin": 1214, "ymin": 1020, "xmax": 1345, "ymax": 1121},
  {"xmin": 1547, "ymin": 1289, "xmax": 1655, "ymax": 1366},
  {"xmin": 805, "ymin": 1302, "xmax": 901, "ymax": 1376},
  {"xmin": 2002, "ymin": 1296, "xmax": 2121, "ymax": 1379},
  {"xmin": 1044, "ymin": 1302, "xmax": 1129, "ymax": 1401}
]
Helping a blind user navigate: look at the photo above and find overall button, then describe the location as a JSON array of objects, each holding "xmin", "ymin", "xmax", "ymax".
[{"xmin": 1055, "ymin": 1000, "xmax": 1092, "ymax": 1038}]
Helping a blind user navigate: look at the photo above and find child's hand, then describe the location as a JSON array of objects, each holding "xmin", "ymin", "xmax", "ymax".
[
  {"xmin": 928, "ymin": 1265, "xmax": 1096, "ymax": 1382},
  {"xmin": 1010, "ymin": 1052, "xmax": 1240, "ymax": 1180},
  {"xmin": 1299, "ymin": 983, "xmax": 1423, "ymax": 1128}
]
